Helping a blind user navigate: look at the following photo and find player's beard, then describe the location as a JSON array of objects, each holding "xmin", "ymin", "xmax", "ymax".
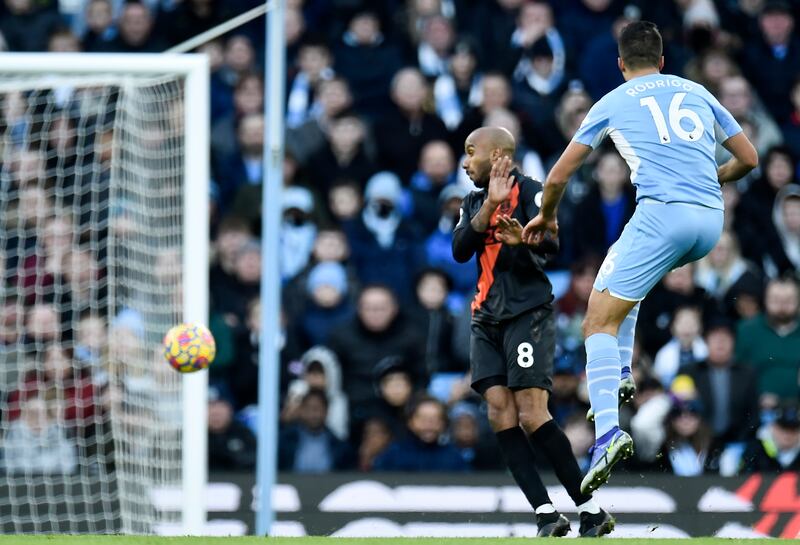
[{"xmin": 473, "ymin": 163, "xmax": 491, "ymax": 188}]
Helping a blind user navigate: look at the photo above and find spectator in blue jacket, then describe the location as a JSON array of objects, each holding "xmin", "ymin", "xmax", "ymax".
[
  {"xmin": 374, "ymin": 395, "xmax": 468, "ymax": 472},
  {"xmin": 279, "ymin": 389, "xmax": 353, "ymax": 473}
]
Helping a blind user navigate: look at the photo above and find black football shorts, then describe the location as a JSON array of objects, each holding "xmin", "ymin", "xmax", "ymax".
[{"xmin": 469, "ymin": 304, "xmax": 555, "ymax": 395}]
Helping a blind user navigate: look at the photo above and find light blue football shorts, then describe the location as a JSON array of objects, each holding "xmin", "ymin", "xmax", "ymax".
[{"xmin": 593, "ymin": 198, "xmax": 724, "ymax": 302}]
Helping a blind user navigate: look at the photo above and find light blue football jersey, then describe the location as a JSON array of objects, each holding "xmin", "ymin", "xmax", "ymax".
[{"xmin": 573, "ymin": 73, "xmax": 742, "ymax": 210}]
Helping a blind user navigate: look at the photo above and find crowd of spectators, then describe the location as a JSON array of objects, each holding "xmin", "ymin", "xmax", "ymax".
[{"xmin": 0, "ymin": 0, "xmax": 799, "ymax": 477}]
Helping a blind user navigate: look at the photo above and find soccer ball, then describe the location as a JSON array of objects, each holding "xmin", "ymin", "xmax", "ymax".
[{"xmin": 163, "ymin": 323, "xmax": 216, "ymax": 373}]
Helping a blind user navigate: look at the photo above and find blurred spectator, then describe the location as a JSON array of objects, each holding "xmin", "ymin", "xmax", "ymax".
[
  {"xmin": 717, "ymin": 75, "xmax": 783, "ymax": 159},
  {"xmin": 211, "ymin": 73, "xmax": 263, "ymax": 168},
  {"xmin": 287, "ymin": 76, "xmax": 355, "ymax": 165},
  {"xmin": 212, "ymin": 239, "xmax": 260, "ymax": 324},
  {"xmin": 742, "ymin": 404, "xmax": 800, "ymax": 472},
  {"xmin": 375, "ymin": 67, "xmax": 449, "ymax": 182},
  {"xmin": 423, "ymin": 184, "xmax": 476, "ymax": 300},
  {"xmin": 454, "ymin": 72, "xmax": 513, "ymax": 149},
  {"xmin": 215, "ymin": 112, "xmax": 264, "ymax": 212},
  {"xmin": 73, "ymin": 312, "xmax": 107, "ymax": 376},
  {"xmin": 410, "ymin": 140, "xmax": 457, "ymax": 233},
  {"xmin": 210, "ymin": 216, "xmax": 252, "ymax": 323},
  {"xmin": 334, "ymin": 11, "xmax": 404, "ymax": 119},
  {"xmin": 283, "ymin": 346, "xmax": 349, "ymax": 439},
  {"xmin": 694, "ymin": 231, "xmax": 763, "ymax": 320},
  {"xmin": 736, "ymin": 276, "xmax": 800, "ymax": 403},
  {"xmin": 511, "ymin": 3, "xmax": 568, "ymax": 122},
  {"xmin": 434, "ymin": 38, "xmax": 482, "ymax": 130},
  {"xmin": 23, "ymin": 303, "xmax": 61, "ymax": 346},
  {"xmin": 572, "ymin": 150, "xmax": 636, "ymax": 260},
  {"xmin": 579, "ymin": 10, "xmax": 630, "ymax": 100},
  {"xmin": 297, "ymin": 261, "xmax": 354, "ymax": 347},
  {"xmin": 639, "ymin": 264, "xmax": 716, "ymax": 357},
  {"xmin": 654, "ymin": 307, "xmax": 709, "ymax": 387},
  {"xmin": 287, "ymin": 39, "xmax": 335, "ymax": 129},
  {"xmin": 218, "ymin": 35, "xmax": 257, "ymax": 89},
  {"xmin": 685, "ymin": 48, "xmax": 740, "ymax": 97},
  {"xmin": 409, "ymin": 268, "xmax": 459, "ymax": 375},
  {"xmin": 60, "ymin": 248, "xmax": 104, "ymax": 315},
  {"xmin": 229, "ymin": 299, "xmax": 266, "ymax": 410},
  {"xmin": 283, "ymin": 228, "xmax": 355, "ymax": 316},
  {"xmin": 6, "ymin": 344, "xmax": 95, "ymax": 428},
  {"xmin": 358, "ymin": 416, "xmax": 393, "ymax": 471},
  {"xmin": 661, "ymin": 398, "xmax": 713, "ymax": 476},
  {"xmin": 309, "ymin": 111, "xmax": 377, "ymax": 191},
  {"xmin": 373, "ymin": 395, "xmax": 468, "ymax": 471},
  {"xmin": 208, "ymin": 391, "xmax": 256, "ymax": 470},
  {"xmin": 687, "ymin": 322, "xmax": 760, "ymax": 453},
  {"xmin": 328, "ymin": 179, "xmax": 363, "ymax": 225},
  {"xmin": 47, "ymin": 28, "xmax": 81, "ymax": 52},
  {"xmin": 773, "ymin": 186, "xmax": 800, "ymax": 270},
  {"xmin": 736, "ymin": 145, "xmax": 798, "ymax": 276},
  {"xmin": 372, "ymin": 356, "xmax": 415, "ymax": 437},
  {"xmin": 450, "ymin": 402, "xmax": 503, "ymax": 470},
  {"xmin": 279, "ymin": 389, "xmax": 352, "ymax": 472},
  {"xmin": 416, "ymin": 15, "xmax": 456, "ymax": 78},
  {"xmin": 81, "ymin": 0, "xmax": 116, "ymax": 52},
  {"xmin": 98, "ymin": 1, "xmax": 167, "ymax": 53},
  {"xmin": 345, "ymin": 172, "xmax": 423, "ymax": 300},
  {"xmin": 542, "ymin": 85, "xmax": 593, "ymax": 165},
  {"xmin": 782, "ymin": 77, "xmax": 800, "ymax": 158},
  {"xmin": 328, "ymin": 284, "xmax": 423, "ymax": 434},
  {"xmin": 742, "ymin": 1, "xmax": 800, "ymax": 123},
  {"xmin": 0, "ymin": 0, "xmax": 62, "ymax": 52},
  {"xmin": 2, "ymin": 396, "xmax": 77, "ymax": 474},
  {"xmin": 280, "ymin": 186, "xmax": 318, "ymax": 281}
]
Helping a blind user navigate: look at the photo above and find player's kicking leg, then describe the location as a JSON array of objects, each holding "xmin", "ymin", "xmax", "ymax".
[
  {"xmin": 515, "ymin": 387, "xmax": 615, "ymax": 537},
  {"xmin": 580, "ymin": 289, "xmax": 637, "ymax": 494}
]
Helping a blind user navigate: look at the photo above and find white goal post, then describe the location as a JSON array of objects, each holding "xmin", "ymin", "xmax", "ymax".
[{"xmin": 0, "ymin": 53, "xmax": 209, "ymax": 534}]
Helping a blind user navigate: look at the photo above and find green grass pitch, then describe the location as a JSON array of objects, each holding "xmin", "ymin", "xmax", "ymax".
[{"xmin": 0, "ymin": 538, "xmax": 795, "ymax": 545}]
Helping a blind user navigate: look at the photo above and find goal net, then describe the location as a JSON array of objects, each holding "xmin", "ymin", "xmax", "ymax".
[{"xmin": 0, "ymin": 55, "xmax": 209, "ymax": 534}]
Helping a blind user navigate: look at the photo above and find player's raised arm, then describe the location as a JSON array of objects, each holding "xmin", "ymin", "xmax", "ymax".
[
  {"xmin": 718, "ymin": 132, "xmax": 759, "ymax": 185},
  {"xmin": 521, "ymin": 141, "xmax": 593, "ymax": 244}
]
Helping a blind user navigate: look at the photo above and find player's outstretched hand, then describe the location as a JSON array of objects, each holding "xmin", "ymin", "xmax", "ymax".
[
  {"xmin": 495, "ymin": 214, "xmax": 523, "ymax": 245},
  {"xmin": 522, "ymin": 213, "xmax": 558, "ymax": 245},
  {"xmin": 487, "ymin": 155, "xmax": 514, "ymax": 207}
]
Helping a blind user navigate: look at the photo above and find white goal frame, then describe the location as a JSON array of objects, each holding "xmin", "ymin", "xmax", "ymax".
[{"xmin": 0, "ymin": 53, "xmax": 210, "ymax": 535}]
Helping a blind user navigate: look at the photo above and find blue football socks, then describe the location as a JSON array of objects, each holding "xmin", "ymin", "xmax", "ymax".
[
  {"xmin": 618, "ymin": 302, "xmax": 639, "ymax": 375},
  {"xmin": 585, "ymin": 333, "xmax": 622, "ymax": 440}
]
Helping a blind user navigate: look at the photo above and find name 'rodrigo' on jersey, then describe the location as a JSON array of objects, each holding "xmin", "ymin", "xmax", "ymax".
[{"xmin": 573, "ymin": 74, "xmax": 742, "ymax": 210}]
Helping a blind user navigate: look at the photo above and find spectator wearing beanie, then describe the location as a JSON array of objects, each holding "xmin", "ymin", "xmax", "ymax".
[{"xmin": 300, "ymin": 262, "xmax": 354, "ymax": 347}]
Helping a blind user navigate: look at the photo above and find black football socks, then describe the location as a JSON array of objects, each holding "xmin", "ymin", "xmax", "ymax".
[
  {"xmin": 530, "ymin": 419, "xmax": 598, "ymax": 511},
  {"xmin": 495, "ymin": 426, "xmax": 553, "ymax": 511}
]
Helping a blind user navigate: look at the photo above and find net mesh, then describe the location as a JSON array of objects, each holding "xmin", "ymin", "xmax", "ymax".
[{"xmin": 0, "ymin": 74, "xmax": 187, "ymax": 534}]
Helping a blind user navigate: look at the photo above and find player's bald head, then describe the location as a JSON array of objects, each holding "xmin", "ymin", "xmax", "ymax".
[
  {"xmin": 467, "ymin": 126, "xmax": 516, "ymax": 155},
  {"xmin": 462, "ymin": 126, "xmax": 516, "ymax": 187}
]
